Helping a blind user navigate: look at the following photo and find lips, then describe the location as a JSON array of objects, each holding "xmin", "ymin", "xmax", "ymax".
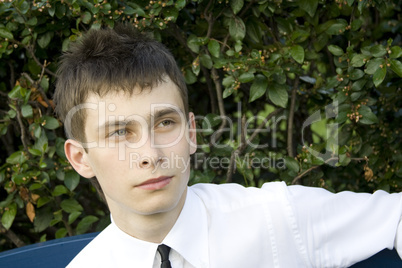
[{"xmin": 136, "ymin": 176, "xmax": 173, "ymax": 190}]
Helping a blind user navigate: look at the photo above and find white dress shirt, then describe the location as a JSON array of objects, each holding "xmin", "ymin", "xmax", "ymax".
[{"xmin": 67, "ymin": 182, "xmax": 402, "ymax": 267}]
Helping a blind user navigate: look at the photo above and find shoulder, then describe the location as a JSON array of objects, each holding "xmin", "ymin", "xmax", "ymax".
[
  {"xmin": 67, "ymin": 224, "xmax": 115, "ymax": 267},
  {"xmin": 189, "ymin": 181, "xmax": 290, "ymax": 210}
]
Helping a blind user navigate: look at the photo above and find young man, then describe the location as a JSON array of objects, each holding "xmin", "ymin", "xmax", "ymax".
[{"xmin": 54, "ymin": 25, "xmax": 402, "ymax": 267}]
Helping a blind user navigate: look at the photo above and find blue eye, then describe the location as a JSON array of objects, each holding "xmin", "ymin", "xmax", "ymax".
[{"xmin": 112, "ymin": 129, "xmax": 127, "ymax": 136}]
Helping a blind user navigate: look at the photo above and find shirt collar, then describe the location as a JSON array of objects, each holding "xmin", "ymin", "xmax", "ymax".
[
  {"xmin": 108, "ymin": 222, "xmax": 158, "ymax": 267},
  {"xmin": 163, "ymin": 186, "xmax": 210, "ymax": 267},
  {"xmin": 109, "ymin": 186, "xmax": 209, "ymax": 267}
]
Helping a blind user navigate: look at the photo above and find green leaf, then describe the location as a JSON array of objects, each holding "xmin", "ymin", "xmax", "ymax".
[
  {"xmin": 339, "ymin": 153, "xmax": 351, "ymax": 166},
  {"xmin": 351, "ymin": 79, "xmax": 367, "ymax": 91},
  {"xmin": 64, "ymin": 171, "xmax": 80, "ymax": 191},
  {"xmin": 19, "ymin": 1, "xmax": 30, "ymax": 14},
  {"xmin": 222, "ymin": 86, "xmax": 234, "ymax": 99},
  {"xmin": 40, "ymin": 77, "xmax": 49, "ymax": 92},
  {"xmin": 55, "ymin": 3, "xmax": 66, "ymax": 18},
  {"xmin": 55, "ymin": 228, "xmax": 68, "ymax": 239},
  {"xmin": 6, "ymin": 151, "xmax": 27, "ymax": 165},
  {"xmin": 187, "ymin": 35, "xmax": 199, "ymax": 53},
  {"xmin": 21, "ymin": 104, "xmax": 33, "ymax": 118},
  {"xmin": 26, "ymin": 17, "xmax": 38, "ymax": 26},
  {"xmin": 163, "ymin": 7, "xmax": 179, "ymax": 22},
  {"xmin": 208, "ymin": 39, "xmax": 220, "ymax": 58},
  {"xmin": 76, "ymin": 216, "xmax": 99, "ymax": 235},
  {"xmin": 326, "ymin": 19, "xmax": 348, "ymax": 35},
  {"xmin": 349, "ymin": 69, "xmax": 364, "ymax": 80},
  {"xmin": 365, "ymin": 58, "xmax": 384, "ymax": 75},
  {"xmin": 34, "ymin": 207, "xmax": 53, "ymax": 232},
  {"xmin": 351, "ymin": 92, "xmax": 363, "ymax": 102},
  {"xmin": 351, "ymin": 19, "xmax": 362, "ymax": 31},
  {"xmin": 1, "ymin": 203, "xmax": 17, "ymax": 230},
  {"xmin": 61, "ymin": 199, "xmax": 83, "ymax": 214},
  {"xmin": 37, "ymin": 32, "xmax": 53, "ymax": 49},
  {"xmin": 229, "ymin": 16, "xmax": 246, "ymax": 41},
  {"xmin": 175, "ymin": 0, "xmax": 186, "ymax": 9},
  {"xmin": 290, "ymin": 45, "xmax": 304, "ymax": 64},
  {"xmin": 246, "ymin": 18, "xmax": 262, "ymax": 44},
  {"xmin": 268, "ymin": 83, "xmax": 288, "ymax": 108},
  {"xmin": 199, "ymin": 54, "xmax": 213, "ymax": 69},
  {"xmin": 328, "ymin": 45, "xmax": 344, "ymax": 56},
  {"xmin": 351, "ymin": 54, "xmax": 366, "ymax": 67},
  {"xmin": 0, "ymin": 27, "xmax": 13, "ymax": 40},
  {"xmin": 230, "ymin": 0, "xmax": 244, "ymax": 14},
  {"xmin": 285, "ymin": 157, "xmax": 299, "ymax": 172},
  {"xmin": 222, "ymin": 76, "xmax": 235, "ymax": 87},
  {"xmin": 299, "ymin": 0, "xmax": 318, "ymax": 17},
  {"xmin": 48, "ymin": 5, "xmax": 55, "ymax": 16},
  {"xmin": 28, "ymin": 148, "xmax": 42, "ymax": 156},
  {"xmin": 313, "ymin": 34, "xmax": 329, "ymax": 52},
  {"xmin": 52, "ymin": 185, "xmax": 69, "ymax": 197},
  {"xmin": 238, "ymin": 72, "xmax": 255, "ymax": 83},
  {"xmin": 389, "ymin": 46, "xmax": 402, "ymax": 59},
  {"xmin": 37, "ymin": 196, "xmax": 52, "ymax": 208},
  {"xmin": 29, "ymin": 183, "xmax": 43, "ymax": 191},
  {"xmin": 82, "ymin": 11, "xmax": 92, "ymax": 24},
  {"xmin": 68, "ymin": 211, "xmax": 82, "ymax": 225},
  {"xmin": 183, "ymin": 67, "xmax": 197, "ymax": 85},
  {"xmin": 358, "ymin": 105, "xmax": 378, "ymax": 125},
  {"xmin": 249, "ymin": 74, "xmax": 268, "ymax": 102},
  {"xmin": 370, "ymin": 45, "xmax": 387, "ymax": 57},
  {"xmin": 373, "ymin": 66, "xmax": 386, "ymax": 87},
  {"xmin": 389, "ymin": 59, "xmax": 402, "ymax": 77},
  {"xmin": 41, "ymin": 115, "xmax": 60, "ymax": 130}
]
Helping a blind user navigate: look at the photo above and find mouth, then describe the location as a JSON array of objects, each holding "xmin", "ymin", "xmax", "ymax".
[{"xmin": 136, "ymin": 176, "xmax": 173, "ymax": 190}]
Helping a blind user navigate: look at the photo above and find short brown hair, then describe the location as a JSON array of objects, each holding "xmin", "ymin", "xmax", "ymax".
[
  {"xmin": 54, "ymin": 24, "xmax": 188, "ymax": 143},
  {"xmin": 53, "ymin": 24, "xmax": 189, "ymax": 201}
]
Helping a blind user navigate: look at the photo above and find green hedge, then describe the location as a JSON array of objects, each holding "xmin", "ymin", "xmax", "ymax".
[{"xmin": 0, "ymin": 0, "xmax": 401, "ymax": 250}]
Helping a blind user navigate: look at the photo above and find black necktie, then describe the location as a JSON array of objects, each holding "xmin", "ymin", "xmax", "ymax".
[{"xmin": 157, "ymin": 244, "xmax": 172, "ymax": 268}]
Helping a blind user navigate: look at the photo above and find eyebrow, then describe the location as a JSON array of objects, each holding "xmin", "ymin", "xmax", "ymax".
[
  {"xmin": 151, "ymin": 107, "xmax": 182, "ymax": 121},
  {"xmin": 97, "ymin": 107, "xmax": 183, "ymax": 132}
]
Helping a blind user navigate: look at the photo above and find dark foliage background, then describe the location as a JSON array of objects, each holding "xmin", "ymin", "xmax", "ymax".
[{"xmin": 0, "ymin": 0, "xmax": 401, "ymax": 251}]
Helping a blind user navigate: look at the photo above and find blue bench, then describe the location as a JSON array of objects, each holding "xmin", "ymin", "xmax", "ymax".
[
  {"xmin": 0, "ymin": 233, "xmax": 401, "ymax": 267},
  {"xmin": 0, "ymin": 232, "xmax": 98, "ymax": 268}
]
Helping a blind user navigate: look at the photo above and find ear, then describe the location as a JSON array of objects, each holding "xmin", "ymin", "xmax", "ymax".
[
  {"xmin": 188, "ymin": 112, "xmax": 197, "ymax": 155},
  {"xmin": 64, "ymin": 139, "xmax": 95, "ymax": 178}
]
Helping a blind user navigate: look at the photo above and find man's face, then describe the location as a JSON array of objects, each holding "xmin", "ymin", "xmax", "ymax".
[{"xmin": 80, "ymin": 79, "xmax": 196, "ymax": 219}]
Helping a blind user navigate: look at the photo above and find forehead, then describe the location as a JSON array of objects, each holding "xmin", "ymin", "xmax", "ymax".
[{"xmin": 84, "ymin": 79, "xmax": 185, "ymax": 119}]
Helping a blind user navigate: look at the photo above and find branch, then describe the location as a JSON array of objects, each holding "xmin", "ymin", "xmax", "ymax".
[
  {"xmin": 22, "ymin": 72, "xmax": 53, "ymax": 111},
  {"xmin": 291, "ymin": 157, "xmax": 367, "ymax": 185},
  {"xmin": 26, "ymin": 45, "xmax": 57, "ymax": 78},
  {"xmin": 226, "ymin": 113, "xmax": 246, "ymax": 183},
  {"xmin": 15, "ymin": 105, "xmax": 31, "ymax": 154},
  {"xmin": 209, "ymin": 67, "xmax": 227, "ymax": 144},
  {"xmin": 8, "ymin": 61, "xmax": 15, "ymax": 89},
  {"xmin": 201, "ymin": 66, "xmax": 217, "ymax": 114},
  {"xmin": 204, "ymin": 0, "xmax": 215, "ymax": 38},
  {"xmin": 0, "ymin": 224, "xmax": 26, "ymax": 248},
  {"xmin": 226, "ymin": 108, "xmax": 284, "ymax": 182},
  {"xmin": 226, "ymin": 149, "xmax": 239, "ymax": 183},
  {"xmin": 239, "ymin": 0, "xmax": 255, "ymax": 17},
  {"xmin": 287, "ymin": 77, "xmax": 299, "ymax": 157}
]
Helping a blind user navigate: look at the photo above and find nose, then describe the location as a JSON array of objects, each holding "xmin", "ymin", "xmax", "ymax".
[
  {"xmin": 139, "ymin": 155, "xmax": 162, "ymax": 169},
  {"xmin": 136, "ymin": 133, "xmax": 163, "ymax": 170}
]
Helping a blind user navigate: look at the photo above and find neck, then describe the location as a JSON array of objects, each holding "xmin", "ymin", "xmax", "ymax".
[{"xmin": 108, "ymin": 189, "xmax": 187, "ymax": 243}]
